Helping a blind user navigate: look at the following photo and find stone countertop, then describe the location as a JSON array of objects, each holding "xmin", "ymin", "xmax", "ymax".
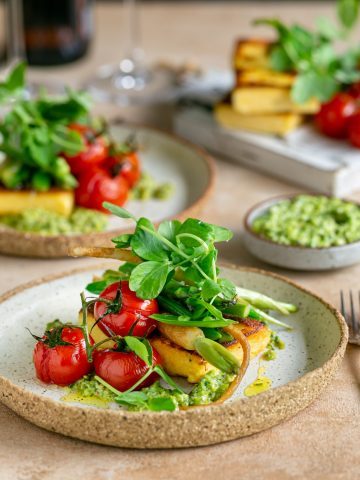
[{"xmin": 0, "ymin": 2, "xmax": 360, "ymax": 479}]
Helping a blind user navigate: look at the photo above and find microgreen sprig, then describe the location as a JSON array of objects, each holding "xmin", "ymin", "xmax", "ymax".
[{"xmin": 255, "ymin": 1, "xmax": 360, "ymax": 103}]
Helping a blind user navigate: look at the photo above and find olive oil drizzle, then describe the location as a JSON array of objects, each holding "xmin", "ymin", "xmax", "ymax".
[{"xmin": 244, "ymin": 365, "xmax": 272, "ymax": 397}]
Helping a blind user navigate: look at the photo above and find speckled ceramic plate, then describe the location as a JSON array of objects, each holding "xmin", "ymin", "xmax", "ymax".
[
  {"xmin": 243, "ymin": 194, "xmax": 360, "ymax": 271},
  {"xmin": 0, "ymin": 125, "xmax": 214, "ymax": 258},
  {"xmin": 0, "ymin": 264, "xmax": 347, "ymax": 448}
]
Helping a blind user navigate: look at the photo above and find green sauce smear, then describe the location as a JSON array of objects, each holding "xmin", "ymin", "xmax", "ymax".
[
  {"xmin": 262, "ymin": 332, "xmax": 285, "ymax": 361},
  {"xmin": 0, "ymin": 207, "xmax": 108, "ymax": 235},
  {"xmin": 130, "ymin": 172, "xmax": 173, "ymax": 201},
  {"xmin": 252, "ymin": 195, "xmax": 360, "ymax": 248},
  {"xmin": 70, "ymin": 370, "xmax": 234, "ymax": 411}
]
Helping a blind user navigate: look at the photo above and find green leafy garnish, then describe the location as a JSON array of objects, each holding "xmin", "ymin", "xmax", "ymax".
[
  {"xmin": 0, "ymin": 62, "xmax": 26, "ymax": 102},
  {"xmin": 338, "ymin": 0, "xmax": 359, "ymax": 29},
  {"xmin": 124, "ymin": 336, "xmax": 153, "ymax": 366},
  {"xmin": 255, "ymin": 1, "xmax": 360, "ymax": 102},
  {"xmin": 0, "ymin": 64, "xmax": 93, "ymax": 191},
  {"xmin": 98, "ymin": 202, "xmax": 295, "ymax": 331}
]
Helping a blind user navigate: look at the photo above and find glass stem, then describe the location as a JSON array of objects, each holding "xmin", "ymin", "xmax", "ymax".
[
  {"xmin": 121, "ymin": 0, "xmax": 143, "ymax": 72},
  {"xmin": 5, "ymin": 0, "xmax": 25, "ymax": 66}
]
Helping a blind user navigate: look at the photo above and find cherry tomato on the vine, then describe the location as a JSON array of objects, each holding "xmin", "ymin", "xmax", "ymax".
[
  {"xmin": 315, "ymin": 93, "xmax": 356, "ymax": 138},
  {"xmin": 64, "ymin": 123, "xmax": 108, "ymax": 175},
  {"xmin": 94, "ymin": 281, "xmax": 158, "ymax": 338},
  {"xmin": 104, "ymin": 151, "xmax": 141, "ymax": 188},
  {"xmin": 93, "ymin": 346, "xmax": 162, "ymax": 392},
  {"xmin": 75, "ymin": 167, "xmax": 129, "ymax": 212},
  {"xmin": 33, "ymin": 326, "xmax": 92, "ymax": 386}
]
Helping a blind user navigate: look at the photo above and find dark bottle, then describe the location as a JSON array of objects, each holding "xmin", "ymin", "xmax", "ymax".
[{"xmin": 22, "ymin": 0, "xmax": 94, "ymax": 66}]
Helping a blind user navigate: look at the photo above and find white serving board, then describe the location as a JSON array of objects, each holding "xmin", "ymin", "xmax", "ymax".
[{"xmin": 174, "ymin": 107, "xmax": 360, "ymax": 196}]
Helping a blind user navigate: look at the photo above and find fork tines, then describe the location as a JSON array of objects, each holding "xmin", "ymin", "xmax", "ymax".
[{"xmin": 340, "ymin": 290, "xmax": 360, "ymax": 340}]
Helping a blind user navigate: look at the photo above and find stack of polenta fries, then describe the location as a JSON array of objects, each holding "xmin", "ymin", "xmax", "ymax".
[{"xmin": 215, "ymin": 39, "xmax": 320, "ymax": 136}]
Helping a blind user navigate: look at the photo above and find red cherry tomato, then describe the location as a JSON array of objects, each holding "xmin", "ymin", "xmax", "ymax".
[
  {"xmin": 33, "ymin": 326, "xmax": 92, "ymax": 386},
  {"xmin": 347, "ymin": 111, "xmax": 360, "ymax": 148},
  {"xmin": 315, "ymin": 93, "xmax": 356, "ymax": 138},
  {"xmin": 93, "ymin": 346, "xmax": 162, "ymax": 392},
  {"xmin": 104, "ymin": 151, "xmax": 141, "ymax": 188},
  {"xmin": 347, "ymin": 82, "xmax": 360, "ymax": 99},
  {"xmin": 64, "ymin": 124, "xmax": 108, "ymax": 175},
  {"xmin": 75, "ymin": 167, "xmax": 129, "ymax": 212},
  {"xmin": 94, "ymin": 281, "xmax": 158, "ymax": 337}
]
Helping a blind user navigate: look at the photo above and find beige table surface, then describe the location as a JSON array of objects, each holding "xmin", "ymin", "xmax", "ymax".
[{"xmin": 1, "ymin": 2, "xmax": 360, "ymax": 479}]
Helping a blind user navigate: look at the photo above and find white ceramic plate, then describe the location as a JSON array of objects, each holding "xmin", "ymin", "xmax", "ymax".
[
  {"xmin": 0, "ymin": 125, "xmax": 214, "ymax": 258},
  {"xmin": 243, "ymin": 195, "xmax": 360, "ymax": 271},
  {"xmin": 0, "ymin": 264, "xmax": 347, "ymax": 448}
]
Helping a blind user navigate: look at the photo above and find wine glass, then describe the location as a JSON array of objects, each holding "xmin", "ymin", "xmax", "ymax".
[
  {"xmin": 0, "ymin": 0, "xmax": 31, "ymax": 112},
  {"xmin": 1, "ymin": 0, "xmax": 25, "ymax": 76},
  {"xmin": 85, "ymin": 0, "xmax": 175, "ymax": 106}
]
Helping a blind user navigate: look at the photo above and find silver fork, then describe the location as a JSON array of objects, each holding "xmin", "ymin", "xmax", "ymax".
[{"xmin": 340, "ymin": 290, "xmax": 360, "ymax": 345}]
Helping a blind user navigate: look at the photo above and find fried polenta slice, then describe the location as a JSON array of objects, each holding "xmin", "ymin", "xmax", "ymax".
[
  {"xmin": 231, "ymin": 87, "xmax": 320, "ymax": 115},
  {"xmin": 0, "ymin": 188, "xmax": 74, "ymax": 217},
  {"xmin": 215, "ymin": 103, "xmax": 302, "ymax": 136},
  {"xmin": 233, "ymin": 38, "xmax": 271, "ymax": 70},
  {"xmin": 236, "ymin": 68, "xmax": 296, "ymax": 88},
  {"xmin": 150, "ymin": 319, "xmax": 271, "ymax": 383}
]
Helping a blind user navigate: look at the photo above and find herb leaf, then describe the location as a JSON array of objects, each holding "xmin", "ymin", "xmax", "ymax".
[
  {"xmin": 115, "ymin": 391, "xmax": 148, "ymax": 407},
  {"xmin": 158, "ymin": 220, "xmax": 181, "ymax": 245},
  {"xmin": 86, "ymin": 280, "xmax": 108, "ymax": 295},
  {"xmin": 150, "ymin": 313, "xmax": 233, "ymax": 328},
  {"xmin": 0, "ymin": 62, "xmax": 26, "ymax": 102},
  {"xmin": 112, "ymin": 233, "xmax": 133, "ymax": 248},
  {"xmin": 153, "ymin": 365, "xmax": 185, "ymax": 393},
  {"xmin": 129, "ymin": 261, "xmax": 170, "ymax": 299},
  {"xmin": 124, "ymin": 336, "xmax": 153, "ymax": 366},
  {"xmin": 103, "ymin": 203, "xmax": 137, "ymax": 221},
  {"xmin": 177, "ymin": 218, "xmax": 214, "ymax": 247},
  {"xmin": 217, "ymin": 278, "xmax": 236, "ymax": 301},
  {"xmin": 338, "ymin": 0, "xmax": 359, "ymax": 29},
  {"xmin": 201, "ymin": 279, "xmax": 221, "ymax": 300},
  {"xmin": 131, "ymin": 218, "xmax": 169, "ymax": 261},
  {"xmin": 292, "ymin": 71, "xmax": 338, "ymax": 103},
  {"xmin": 208, "ymin": 224, "xmax": 233, "ymax": 242},
  {"xmin": 148, "ymin": 397, "xmax": 177, "ymax": 412}
]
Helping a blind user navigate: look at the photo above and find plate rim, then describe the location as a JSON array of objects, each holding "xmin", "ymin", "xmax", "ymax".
[
  {"xmin": 0, "ymin": 124, "xmax": 216, "ymax": 258},
  {"xmin": 0, "ymin": 263, "xmax": 348, "ymax": 448}
]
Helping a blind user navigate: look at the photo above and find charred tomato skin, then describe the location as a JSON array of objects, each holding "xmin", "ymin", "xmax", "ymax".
[
  {"xmin": 104, "ymin": 151, "xmax": 141, "ymax": 188},
  {"xmin": 93, "ymin": 347, "xmax": 162, "ymax": 391},
  {"xmin": 33, "ymin": 327, "xmax": 92, "ymax": 386},
  {"xmin": 94, "ymin": 281, "xmax": 158, "ymax": 337}
]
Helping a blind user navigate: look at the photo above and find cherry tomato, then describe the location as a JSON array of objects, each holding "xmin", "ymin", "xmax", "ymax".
[
  {"xmin": 94, "ymin": 281, "xmax": 158, "ymax": 337},
  {"xmin": 75, "ymin": 167, "xmax": 129, "ymax": 212},
  {"xmin": 347, "ymin": 111, "xmax": 360, "ymax": 148},
  {"xmin": 64, "ymin": 124, "xmax": 108, "ymax": 175},
  {"xmin": 93, "ymin": 346, "xmax": 162, "ymax": 392},
  {"xmin": 315, "ymin": 93, "xmax": 356, "ymax": 138},
  {"xmin": 104, "ymin": 151, "xmax": 141, "ymax": 188},
  {"xmin": 33, "ymin": 326, "xmax": 92, "ymax": 386},
  {"xmin": 347, "ymin": 82, "xmax": 360, "ymax": 99}
]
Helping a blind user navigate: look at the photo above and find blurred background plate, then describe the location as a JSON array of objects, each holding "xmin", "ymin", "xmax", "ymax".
[{"xmin": 0, "ymin": 124, "xmax": 215, "ymax": 258}]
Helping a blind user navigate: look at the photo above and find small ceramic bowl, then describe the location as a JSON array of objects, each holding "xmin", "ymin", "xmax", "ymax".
[{"xmin": 243, "ymin": 194, "xmax": 360, "ymax": 271}]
